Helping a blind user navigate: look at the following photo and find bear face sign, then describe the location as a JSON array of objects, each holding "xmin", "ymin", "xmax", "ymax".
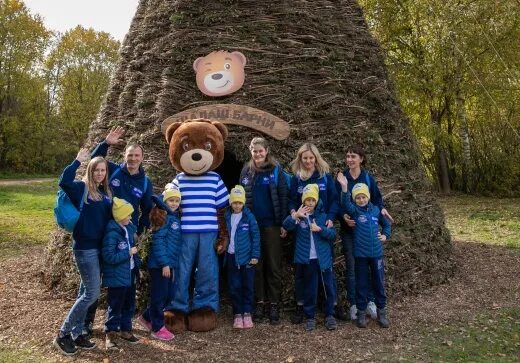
[{"xmin": 193, "ymin": 51, "xmax": 247, "ymax": 97}]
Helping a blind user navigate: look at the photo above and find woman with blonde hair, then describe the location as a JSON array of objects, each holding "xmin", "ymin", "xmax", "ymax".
[
  {"xmin": 288, "ymin": 143, "xmax": 341, "ymax": 324},
  {"xmin": 53, "ymin": 149, "xmax": 113, "ymax": 356},
  {"xmin": 239, "ymin": 137, "xmax": 288, "ymax": 325}
]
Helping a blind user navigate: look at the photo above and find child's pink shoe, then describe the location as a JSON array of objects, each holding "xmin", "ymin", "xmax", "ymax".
[
  {"xmin": 243, "ymin": 313, "xmax": 254, "ymax": 328},
  {"xmin": 137, "ymin": 315, "xmax": 152, "ymax": 332},
  {"xmin": 233, "ymin": 314, "xmax": 244, "ymax": 329},
  {"xmin": 151, "ymin": 326, "xmax": 175, "ymax": 341}
]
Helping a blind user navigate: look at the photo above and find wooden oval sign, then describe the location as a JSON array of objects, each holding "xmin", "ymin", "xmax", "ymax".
[{"xmin": 161, "ymin": 104, "xmax": 290, "ymax": 140}]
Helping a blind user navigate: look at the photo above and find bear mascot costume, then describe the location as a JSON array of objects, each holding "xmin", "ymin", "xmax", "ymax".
[{"xmin": 161, "ymin": 118, "xmax": 229, "ymax": 333}]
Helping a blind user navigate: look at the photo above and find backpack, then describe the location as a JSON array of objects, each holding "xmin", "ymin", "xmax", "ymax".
[
  {"xmin": 272, "ymin": 165, "xmax": 292, "ymax": 187},
  {"xmin": 54, "ymin": 184, "xmax": 88, "ymax": 232},
  {"xmin": 109, "ymin": 165, "xmax": 149, "ymax": 193}
]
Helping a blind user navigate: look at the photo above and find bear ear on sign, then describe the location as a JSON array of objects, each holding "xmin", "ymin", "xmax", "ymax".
[
  {"xmin": 211, "ymin": 121, "xmax": 228, "ymax": 141},
  {"xmin": 193, "ymin": 57, "xmax": 205, "ymax": 73},
  {"xmin": 165, "ymin": 122, "xmax": 183, "ymax": 143},
  {"xmin": 231, "ymin": 51, "xmax": 247, "ymax": 67}
]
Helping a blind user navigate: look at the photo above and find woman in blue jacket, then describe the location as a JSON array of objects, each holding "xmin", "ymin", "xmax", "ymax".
[
  {"xmin": 288, "ymin": 143, "xmax": 340, "ymax": 323},
  {"xmin": 335, "ymin": 146, "xmax": 393, "ymax": 321},
  {"xmin": 239, "ymin": 137, "xmax": 287, "ymax": 325},
  {"xmin": 54, "ymin": 149, "xmax": 112, "ymax": 356},
  {"xmin": 139, "ymin": 187, "xmax": 182, "ymax": 341}
]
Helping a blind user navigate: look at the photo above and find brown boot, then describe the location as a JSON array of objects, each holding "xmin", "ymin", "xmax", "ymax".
[
  {"xmin": 188, "ymin": 308, "xmax": 217, "ymax": 332},
  {"xmin": 164, "ymin": 310, "xmax": 188, "ymax": 334},
  {"xmin": 120, "ymin": 331, "xmax": 139, "ymax": 344}
]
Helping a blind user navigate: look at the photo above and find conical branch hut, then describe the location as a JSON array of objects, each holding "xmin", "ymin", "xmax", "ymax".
[{"xmin": 44, "ymin": 0, "xmax": 454, "ymax": 302}]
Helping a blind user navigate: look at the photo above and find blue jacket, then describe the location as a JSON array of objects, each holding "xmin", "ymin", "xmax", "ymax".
[
  {"xmin": 240, "ymin": 163, "xmax": 288, "ymax": 227},
  {"xmin": 58, "ymin": 159, "xmax": 112, "ymax": 250},
  {"xmin": 289, "ymin": 171, "xmax": 339, "ymax": 222},
  {"xmin": 147, "ymin": 195, "xmax": 182, "ymax": 270},
  {"xmin": 101, "ymin": 220, "xmax": 141, "ymax": 288},
  {"xmin": 91, "ymin": 141, "xmax": 153, "ymax": 235},
  {"xmin": 335, "ymin": 169, "xmax": 384, "ymax": 232},
  {"xmin": 224, "ymin": 206, "xmax": 261, "ymax": 266},
  {"xmin": 341, "ymin": 192, "xmax": 392, "ymax": 258},
  {"xmin": 282, "ymin": 202, "xmax": 336, "ymax": 270}
]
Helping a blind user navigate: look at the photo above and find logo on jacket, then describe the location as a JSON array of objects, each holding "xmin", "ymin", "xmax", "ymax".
[
  {"xmin": 117, "ymin": 241, "xmax": 128, "ymax": 250},
  {"xmin": 111, "ymin": 178, "xmax": 120, "ymax": 187},
  {"xmin": 358, "ymin": 215, "xmax": 368, "ymax": 223},
  {"xmin": 241, "ymin": 177, "xmax": 249, "ymax": 185},
  {"xmin": 319, "ymin": 183, "xmax": 326, "ymax": 191},
  {"xmin": 297, "ymin": 186, "xmax": 303, "ymax": 193},
  {"xmin": 241, "ymin": 223, "xmax": 249, "ymax": 231},
  {"xmin": 299, "ymin": 220, "xmax": 308, "ymax": 229},
  {"xmin": 132, "ymin": 187, "xmax": 143, "ymax": 198},
  {"xmin": 171, "ymin": 222, "xmax": 179, "ymax": 230},
  {"xmin": 262, "ymin": 176, "xmax": 270, "ymax": 184}
]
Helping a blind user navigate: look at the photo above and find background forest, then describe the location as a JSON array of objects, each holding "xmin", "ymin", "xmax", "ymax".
[{"xmin": 1, "ymin": 0, "xmax": 519, "ymax": 196}]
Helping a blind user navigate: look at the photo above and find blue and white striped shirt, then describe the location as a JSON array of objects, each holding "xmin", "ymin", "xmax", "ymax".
[{"xmin": 172, "ymin": 171, "xmax": 229, "ymax": 233}]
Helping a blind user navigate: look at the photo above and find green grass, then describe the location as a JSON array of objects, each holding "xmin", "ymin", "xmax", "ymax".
[
  {"xmin": 0, "ymin": 172, "xmax": 54, "ymax": 179},
  {"xmin": 438, "ymin": 194, "xmax": 520, "ymax": 248},
  {"xmin": 0, "ymin": 345, "xmax": 50, "ymax": 363},
  {"xmin": 420, "ymin": 309, "xmax": 520, "ymax": 362},
  {"xmin": 0, "ymin": 181, "xmax": 57, "ymax": 256}
]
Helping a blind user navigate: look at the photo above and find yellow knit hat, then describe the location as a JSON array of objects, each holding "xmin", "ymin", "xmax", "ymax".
[
  {"xmin": 352, "ymin": 183, "xmax": 370, "ymax": 200},
  {"xmin": 163, "ymin": 187, "xmax": 181, "ymax": 202},
  {"xmin": 112, "ymin": 197, "xmax": 134, "ymax": 222},
  {"xmin": 229, "ymin": 185, "xmax": 246, "ymax": 204},
  {"xmin": 302, "ymin": 184, "xmax": 319, "ymax": 203}
]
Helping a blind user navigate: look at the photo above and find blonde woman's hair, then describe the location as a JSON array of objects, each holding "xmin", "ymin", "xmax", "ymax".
[
  {"xmin": 248, "ymin": 137, "xmax": 277, "ymax": 169},
  {"xmin": 289, "ymin": 143, "xmax": 330, "ymax": 180},
  {"xmin": 82, "ymin": 156, "xmax": 112, "ymax": 203}
]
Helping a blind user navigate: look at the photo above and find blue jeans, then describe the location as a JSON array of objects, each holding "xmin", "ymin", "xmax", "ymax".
[
  {"xmin": 355, "ymin": 257, "xmax": 386, "ymax": 311},
  {"xmin": 171, "ymin": 232, "xmax": 219, "ymax": 313},
  {"xmin": 295, "ymin": 260, "xmax": 335, "ymax": 319},
  {"xmin": 341, "ymin": 232, "xmax": 374, "ymax": 306},
  {"xmin": 60, "ymin": 249, "xmax": 101, "ymax": 339},
  {"xmin": 143, "ymin": 267, "xmax": 174, "ymax": 332},
  {"xmin": 226, "ymin": 253, "xmax": 255, "ymax": 315}
]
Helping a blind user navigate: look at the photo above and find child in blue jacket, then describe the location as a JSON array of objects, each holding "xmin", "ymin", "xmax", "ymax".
[
  {"xmin": 225, "ymin": 185, "xmax": 261, "ymax": 329},
  {"xmin": 102, "ymin": 197, "xmax": 141, "ymax": 349},
  {"xmin": 283, "ymin": 184, "xmax": 337, "ymax": 331},
  {"xmin": 337, "ymin": 172, "xmax": 392, "ymax": 328},
  {"xmin": 138, "ymin": 186, "xmax": 182, "ymax": 341}
]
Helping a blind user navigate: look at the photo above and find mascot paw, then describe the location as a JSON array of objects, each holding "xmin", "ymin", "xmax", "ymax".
[
  {"xmin": 164, "ymin": 310, "xmax": 187, "ymax": 334},
  {"xmin": 188, "ymin": 308, "xmax": 217, "ymax": 332}
]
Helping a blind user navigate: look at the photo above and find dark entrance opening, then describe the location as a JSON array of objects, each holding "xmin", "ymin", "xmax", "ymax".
[{"xmin": 214, "ymin": 148, "xmax": 245, "ymax": 191}]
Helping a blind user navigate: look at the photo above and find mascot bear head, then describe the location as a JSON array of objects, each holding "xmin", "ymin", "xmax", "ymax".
[
  {"xmin": 193, "ymin": 51, "xmax": 247, "ymax": 97},
  {"xmin": 165, "ymin": 119, "xmax": 228, "ymax": 175}
]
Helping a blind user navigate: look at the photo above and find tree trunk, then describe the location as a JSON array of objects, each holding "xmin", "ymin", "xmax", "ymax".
[{"xmin": 456, "ymin": 92, "xmax": 471, "ymax": 193}]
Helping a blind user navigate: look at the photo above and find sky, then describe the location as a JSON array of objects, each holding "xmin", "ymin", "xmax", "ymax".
[{"xmin": 23, "ymin": 0, "xmax": 140, "ymax": 41}]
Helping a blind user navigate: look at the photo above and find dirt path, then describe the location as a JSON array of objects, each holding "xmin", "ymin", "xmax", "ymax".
[
  {"xmin": 0, "ymin": 178, "xmax": 54, "ymax": 186},
  {"xmin": 0, "ymin": 241, "xmax": 518, "ymax": 362}
]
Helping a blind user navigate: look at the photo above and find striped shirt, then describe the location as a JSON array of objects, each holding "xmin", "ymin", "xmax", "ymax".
[{"xmin": 172, "ymin": 171, "xmax": 229, "ymax": 233}]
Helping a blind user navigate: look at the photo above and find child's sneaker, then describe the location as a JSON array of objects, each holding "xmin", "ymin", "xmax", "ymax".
[
  {"xmin": 243, "ymin": 313, "xmax": 254, "ymax": 329},
  {"xmin": 349, "ymin": 305, "xmax": 358, "ymax": 321},
  {"xmin": 366, "ymin": 301, "xmax": 377, "ymax": 319},
  {"xmin": 120, "ymin": 331, "xmax": 139, "ymax": 344},
  {"xmin": 151, "ymin": 326, "xmax": 175, "ymax": 341},
  {"xmin": 304, "ymin": 318, "xmax": 316, "ymax": 331},
  {"xmin": 377, "ymin": 308, "xmax": 390, "ymax": 328},
  {"xmin": 73, "ymin": 334, "xmax": 96, "ymax": 350},
  {"xmin": 105, "ymin": 332, "xmax": 119, "ymax": 350},
  {"xmin": 269, "ymin": 303, "xmax": 281, "ymax": 325},
  {"xmin": 53, "ymin": 334, "xmax": 78, "ymax": 356},
  {"xmin": 137, "ymin": 314, "xmax": 152, "ymax": 332},
  {"xmin": 356, "ymin": 310, "xmax": 368, "ymax": 328},
  {"xmin": 325, "ymin": 315, "xmax": 337, "ymax": 330},
  {"xmin": 233, "ymin": 314, "xmax": 244, "ymax": 329}
]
